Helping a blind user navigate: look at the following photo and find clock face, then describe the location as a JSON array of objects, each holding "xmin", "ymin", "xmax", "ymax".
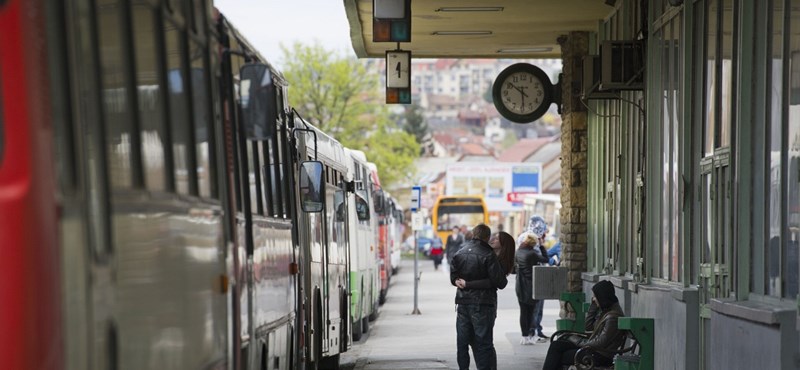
[
  {"xmin": 499, "ymin": 72, "xmax": 546, "ymax": 115},
  {"xmin": 492, "ymin": 63, "xmax": 554, "ymax": 124}
]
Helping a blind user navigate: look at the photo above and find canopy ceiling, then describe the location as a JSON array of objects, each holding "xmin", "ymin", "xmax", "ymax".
[{"xmin": 344, "ymin": 0, "xmax": 613, "ymax": 59}]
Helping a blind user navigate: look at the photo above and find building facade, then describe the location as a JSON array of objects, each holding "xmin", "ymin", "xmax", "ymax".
[{"xmin": 575, "ymin": 1, "xmax": 800, "ymax": 369}]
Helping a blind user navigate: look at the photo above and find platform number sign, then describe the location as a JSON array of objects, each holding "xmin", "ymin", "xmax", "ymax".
[{"xmin": 385, "ymin": 50, "xmax": 411, "ymax": 104}]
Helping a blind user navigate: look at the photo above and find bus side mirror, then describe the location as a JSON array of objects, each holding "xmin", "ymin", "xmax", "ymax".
[
  {"xmin": 373, "ymin": 189, "xmax": 385, "ymax": 213},
  {"xmin": 299, "ymin": 161, "xmax": 324, "ymax": 212},
  {"xmin": 239, "ymin": 63, "xmax": 277, "ymax": 140},
  {"xmin": 355, "ymin": 194, "xmax": 370, "ymax": 221}
]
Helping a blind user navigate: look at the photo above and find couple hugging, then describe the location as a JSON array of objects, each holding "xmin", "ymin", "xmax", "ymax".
[{"xmin": 449, "ymin": 217, "xmax": 548, "ymax": 370}]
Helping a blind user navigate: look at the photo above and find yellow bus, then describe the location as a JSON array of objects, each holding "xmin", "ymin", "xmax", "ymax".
[{"xmin": 432, "ymin": 195, "xmax": 489, "ymax": 247}]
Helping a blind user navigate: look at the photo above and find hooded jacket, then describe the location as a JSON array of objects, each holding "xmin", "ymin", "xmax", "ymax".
[
  {"xmin": 450, "ymin": 238, "xmax": 508, "ymax": 305},
  {"xmin": 576, "ymin": 281, "xmax": 626, "ymax": 358}
]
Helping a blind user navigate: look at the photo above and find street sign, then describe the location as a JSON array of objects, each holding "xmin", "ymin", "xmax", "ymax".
[
  {"xmin": 506, "ymin": 192, "xmax": 535, "ymax": 203},
  {"xmin": 411, "ymin": 212, "xmax": 424, "ymax": 231},
  {"xmin": 410, "ymin": 185, "xmax": 421, "ymax": 211}
]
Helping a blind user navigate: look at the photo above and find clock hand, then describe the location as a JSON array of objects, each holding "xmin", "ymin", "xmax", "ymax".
[{"xmin": 509, "ymin": 82, "xmax": 529, "ymax": 98}]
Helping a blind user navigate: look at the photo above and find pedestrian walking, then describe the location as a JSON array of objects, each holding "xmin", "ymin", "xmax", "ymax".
[
  {"xmin": 449, "ymin": 224, "xmax": 508, "ymax": 370},
  {"xmin": 430, "ymin": 237, "xmax": 444, "ymax": 270},
  {"xmin": 446, "ymin": 226, "xmax": 465, "ymax": 266}
]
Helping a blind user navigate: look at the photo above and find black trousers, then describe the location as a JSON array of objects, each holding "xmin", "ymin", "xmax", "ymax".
[
  {"xmin": 542, "ymin": 340, "xmax": 579, "ymax": 370},
  {"xmin": 542, "ymin": 340, "xmax": 613, "ymax": 370},
  {"xmin": 518, "ymin": 302, "xmax": 537, "ymax": 337}
]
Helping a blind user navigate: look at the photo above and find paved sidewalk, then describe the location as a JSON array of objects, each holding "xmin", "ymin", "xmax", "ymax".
[{"xmin": 342, "ymin": 257, "xmax": 560, "ymax": 370}]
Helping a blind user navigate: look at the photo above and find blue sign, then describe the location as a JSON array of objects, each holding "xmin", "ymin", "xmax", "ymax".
[
  {"xmin": 511, "ymin": 166, "xmax": 540, "ymax": 194},
  {"xmin": 410, "ymin": 186, "xmax": 421, "ymax": 211}
]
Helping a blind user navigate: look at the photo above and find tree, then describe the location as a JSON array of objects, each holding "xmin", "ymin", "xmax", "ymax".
[
  {"xmin": 483, "ymin": 82, "xmax": 494, "ymax": 103},
  {"xmin": 280, "ymin": 41, "xmax": 419, "ymax": 189},
  {"xmin": 401, "ymin": 103, "xmax": 428, "ymax": 148}
]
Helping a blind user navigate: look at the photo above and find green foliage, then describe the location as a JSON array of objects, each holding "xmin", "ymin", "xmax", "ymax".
[
  {"xmin": 355, "ymin": 117, "xmax": 419, "ymax": 187},
  {"xmin": 280, "ymin": 41, "xmax": 419, "ymax": 189},
  {"xmin": 401, "ymin": 103, "xmax": 428, "ymax": 145}
]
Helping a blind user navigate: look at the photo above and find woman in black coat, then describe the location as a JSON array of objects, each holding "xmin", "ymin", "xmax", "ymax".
[{"xmin": 514, "ymin": 235, "xmax": 549, "ymax": 345}]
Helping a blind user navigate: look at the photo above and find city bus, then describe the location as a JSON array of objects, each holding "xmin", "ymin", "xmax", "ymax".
[{"xmin": 431, "ymin": 195, "xmax": 489, "ymax": 247}]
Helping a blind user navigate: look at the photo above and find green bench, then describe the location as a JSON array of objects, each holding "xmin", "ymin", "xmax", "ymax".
[
  {"xmin": 556, "ymin": 292, "xmax": 590, "ymax": 332},
  {"xmin": 555, "ymin": 292, "xmax": 654, "ymax": 370},
  {"xmin": 612, "ymin": 318, "xmax": 653, "ymax": 370}
]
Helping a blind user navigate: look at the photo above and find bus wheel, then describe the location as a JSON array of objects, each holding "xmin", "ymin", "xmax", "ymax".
[
  {"xmin": 352, "ymin": 316, "xmax": 362, "ymax": 341},
  {"xmin": 368, "ymin": 297, "xmax": 378, "ymax": 322},
  {"xmin": 319, "ymin": 354, "xmax": 340, "ymax": 370},
  {"xmin": 352, "ymin": 283, "xmax": 364, "ymax": 341},
  {"xmin": 361, "ymin": 315, "xmax": 369, "ymax": 334}
]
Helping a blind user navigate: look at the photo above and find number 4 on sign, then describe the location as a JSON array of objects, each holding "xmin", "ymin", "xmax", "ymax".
[{"xmin": 386, "ymin": 50, "xmax": 410, "ymax": 88}]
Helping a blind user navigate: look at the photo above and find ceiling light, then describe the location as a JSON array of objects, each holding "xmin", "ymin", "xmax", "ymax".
[
  {"xmin": 497, "ymin": 47, "xmax": 554, "ymax": 53},
  {"xmin": 432, "ymin": 31, "xmax": 492, "ymax": 36},
  {"xmin": 436, "ymin": 7, "xmax": 504, "ymax": 12}
]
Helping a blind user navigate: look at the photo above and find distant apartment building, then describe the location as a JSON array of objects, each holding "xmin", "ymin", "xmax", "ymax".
[{"xmin": 413, "ymin": 59, "xmax": 560, "ymax": 98}]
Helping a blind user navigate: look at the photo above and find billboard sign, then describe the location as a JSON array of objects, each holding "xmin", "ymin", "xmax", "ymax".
[{"xmin": 445, "ymin": 162, "xmax": 543, "ymax": 212}]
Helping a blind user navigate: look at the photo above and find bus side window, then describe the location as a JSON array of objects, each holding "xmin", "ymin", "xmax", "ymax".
[
  {"xmin": 98, "ymin": 0, "xmax": 136, "ymax": 189},
  {"xmin": 190, "ymin": 41, "xmax": 215, "ymax": 198},
  {"xmin": 164, "ymin": 19, "xmax": 194, "ymax": 195},
  {"xmin": 132, "ymin": 3, "xmax": 168, "ymax": 192}
]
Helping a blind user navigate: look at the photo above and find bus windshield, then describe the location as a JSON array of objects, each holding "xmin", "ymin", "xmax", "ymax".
[{"xmin": 432, "ymin": 196, "xmax": 488, "ymax": 244}]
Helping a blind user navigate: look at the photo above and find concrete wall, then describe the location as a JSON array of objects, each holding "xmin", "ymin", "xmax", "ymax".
[
  {"xmin": 710, "ymin": 312, "xmax": 781, "ymax": 370},
  {"xmin": 709, "ymin": 303, "xmax": 799, "ymax": 370},
  {"xmin": 631, "ymin": 285, "xmax": 698, "ymax": 370}
]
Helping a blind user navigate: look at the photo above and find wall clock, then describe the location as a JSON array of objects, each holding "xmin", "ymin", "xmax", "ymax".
[{"xmin": 492, "ymin": 63, "xmax": 557, "ymax": 124}]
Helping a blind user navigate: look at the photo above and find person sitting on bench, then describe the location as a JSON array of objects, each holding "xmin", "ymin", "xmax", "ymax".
[{"xmin": 542, "ymin": 280, "xmax": 626, "ymax": 370}]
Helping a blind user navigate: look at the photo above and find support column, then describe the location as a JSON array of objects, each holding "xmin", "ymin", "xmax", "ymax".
[{"xmin": 558, "ymin": 31, "xmax": 589, "ymax": 292}]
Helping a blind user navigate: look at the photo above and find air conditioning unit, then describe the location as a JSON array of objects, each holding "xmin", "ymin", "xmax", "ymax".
[
  {"xmin": 582, "ymin": 55, "xmax": 618, "ymax": 100},
  {"xmin": 601, "ymin": 40, "xmax": 645, "ymax": 91}
]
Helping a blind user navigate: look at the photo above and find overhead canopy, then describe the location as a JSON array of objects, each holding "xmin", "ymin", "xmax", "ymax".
[{"xmin": 344, "ymin": 0, "xmax": 612, "ymax": 59}]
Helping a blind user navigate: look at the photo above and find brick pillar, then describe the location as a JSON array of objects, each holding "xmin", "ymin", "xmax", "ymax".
[{"xmin": 558, "ymin": 32, "xmax": 589, "ymax": 292}]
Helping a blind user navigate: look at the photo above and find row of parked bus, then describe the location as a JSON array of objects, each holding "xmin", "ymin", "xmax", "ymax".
[{"xmin": 0, "ymin": 1, "xmax": 403, "ymax": 369}]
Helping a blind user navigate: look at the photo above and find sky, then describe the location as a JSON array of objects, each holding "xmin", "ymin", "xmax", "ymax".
[{"xmin": 214, "ymin": 1, "xmax": 357, "ymax": 68}]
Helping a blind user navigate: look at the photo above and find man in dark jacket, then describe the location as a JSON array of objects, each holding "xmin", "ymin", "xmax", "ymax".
[
  {"xmin": 445, "ymin": 226, "xmax": 465, "ymax": 266},
  {"xmin": 542, "ymin": 280, "xmax": 626, "ymax": 370},
  {"xmin": 450, "ymin": 224, "xmax": 508, "ymax": 370}
]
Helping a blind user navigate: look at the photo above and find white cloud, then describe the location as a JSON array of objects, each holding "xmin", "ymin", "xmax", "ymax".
[{"xmin": 214, "ymin": 0, "xmax": 356, "ymax": 68}]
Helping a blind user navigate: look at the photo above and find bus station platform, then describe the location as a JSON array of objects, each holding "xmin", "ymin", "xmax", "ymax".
[{"xmin": 342, "ymin": 256, "xmax": 561, "ymax": 370}]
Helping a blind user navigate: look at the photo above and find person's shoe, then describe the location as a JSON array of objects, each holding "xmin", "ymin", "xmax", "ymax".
[
  {"xmin": 520, "ymin": 336, "xmax": 534, "ymax": 345},
  {"xmin": 537, "ymin": 332, "xmax": 550, "ymax": 339},
  {"xmin": 535, "ymin": 336, "xmax": 548, "ymax": 343}
]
